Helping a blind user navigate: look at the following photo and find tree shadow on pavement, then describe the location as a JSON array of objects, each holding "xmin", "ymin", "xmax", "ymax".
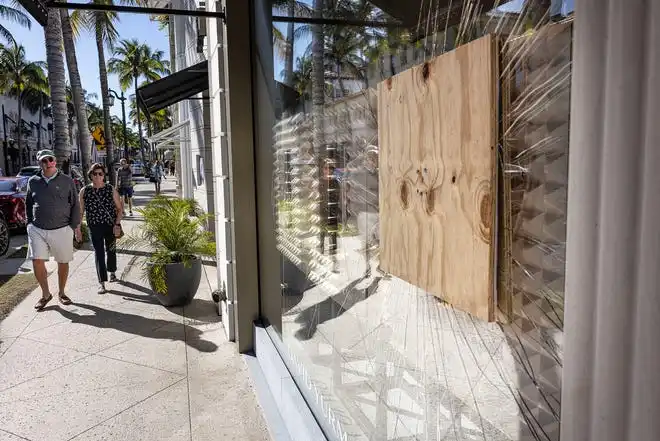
[{"xmin": 46, "ymin": 302, "xmax": 218, "ymax": 353}]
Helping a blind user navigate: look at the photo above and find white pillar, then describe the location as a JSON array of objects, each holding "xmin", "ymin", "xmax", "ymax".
[{"xmin": 561, "ymin": 1, "xmax": 660, "ymax": 440}]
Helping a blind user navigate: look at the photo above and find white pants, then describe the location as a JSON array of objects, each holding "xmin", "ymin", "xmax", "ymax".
[{"xmin": 27, "ymin": 224, "xmax": 74, "ymax": 263}]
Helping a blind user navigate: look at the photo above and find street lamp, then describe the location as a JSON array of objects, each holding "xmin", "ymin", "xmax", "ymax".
[{"xmin": 108, "ymin": 89, "xmax": 129, "ymax": 160}]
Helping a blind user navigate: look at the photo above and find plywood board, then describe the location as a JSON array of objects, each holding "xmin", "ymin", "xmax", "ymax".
[{"xmin": 378, "ymin": 34, "xmax": 498, "ymax": 322}]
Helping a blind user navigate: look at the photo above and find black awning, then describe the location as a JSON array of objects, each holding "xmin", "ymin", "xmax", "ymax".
[
  {"xmin": 136, "ymin": 60, "xmax": 208, "ymax": 115},
  {"xmin": 368, "ymin": 0, "xmax": 496, "ymax": 28}
]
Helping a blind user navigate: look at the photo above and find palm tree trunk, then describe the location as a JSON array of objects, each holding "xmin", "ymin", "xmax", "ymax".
[
  {"xmin": 61, "ymin": 8, "xmax": 92, "ymax": 180},
  {"xmin": 16, "ymin": 96, "xmax": 23, "ymax": 168},
  {"xmin": 37, "ymin": 94, "xmax": 43, "ymax": 150},
  {"xmin": 134, "ymin": 72, "xmax": 147, "ymax": 164},
  {"xmin": 283, "ymin": 0, "xmax": 295, "ymax": 86},
  {"xmin": 68, "ymin": 118, "xmax": 74, "ymax": 158},
  {"xmin": 45, "ymin": 10, "xmax": 70, "ymax": 171},
  {"xmin": 96, "ymin": 27, "xmax": 114, "ymax": 184}
]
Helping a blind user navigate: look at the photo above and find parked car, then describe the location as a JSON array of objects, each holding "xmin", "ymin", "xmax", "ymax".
[
  {"xmin": 17, "ymin": 166, "xmax": 40, "ymax": 178},
  {"xmin": 0, "ymin": 177, "xmax": 27, "ymax": 228},
  {"xmin": 0, "ymin": 178, "xmax": 27, "ymax": 256}
]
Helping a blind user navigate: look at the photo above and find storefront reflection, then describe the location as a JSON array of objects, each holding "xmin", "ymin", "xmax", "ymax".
[{"xmin": 269, "ymin": 2, "xmax": 569, "ymax": 440}]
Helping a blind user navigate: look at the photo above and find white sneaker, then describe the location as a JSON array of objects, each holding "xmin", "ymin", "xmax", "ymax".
[{"xmin": 98, "ymin": 283, "xmax": 106, "ymax": 294}]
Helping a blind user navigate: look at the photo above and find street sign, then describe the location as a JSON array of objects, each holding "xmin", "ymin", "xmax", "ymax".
[
  {"xmin": 91, "ymin": 126, "xmax": 106, "ymax": 151},
  {"xmin": 15, "ymin": 0, "xmax": 48, "ymax": 27}
]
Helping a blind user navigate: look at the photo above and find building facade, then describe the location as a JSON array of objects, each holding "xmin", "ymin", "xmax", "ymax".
[
  {"xmin": 148, "ymin": 1, "xmax": 660, "ymax": 440},
  {"xmin": 0, "ymin": 95, "xmax": 53, "ymax": 174}
]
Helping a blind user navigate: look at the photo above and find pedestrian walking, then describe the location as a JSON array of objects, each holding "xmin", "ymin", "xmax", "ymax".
[
  {"xmin": 26, "ymin": 149, "xmax": 81, "ymax": 310},
  {"xmin": 116, "ymin": 158, "xmax": 134, "ymax": 216},
  {"xmin": 169, "ymin": 160, "xmax": 175, "ymax": 177},
  {"xmin": 151, "ymin": 159, "xmax": 164, "ymax": 195},
  {"xmin": 77, "ymin": 163, "xmax": 124, "ymax": 294}
]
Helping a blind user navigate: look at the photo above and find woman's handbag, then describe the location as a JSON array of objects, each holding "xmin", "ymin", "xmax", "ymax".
[{"xmin": 114, "ymin": 223, "xmax": 124, "ymax": 239}]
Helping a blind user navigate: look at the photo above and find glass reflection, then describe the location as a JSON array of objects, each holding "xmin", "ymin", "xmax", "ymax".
[{"xmin": 270, "ymin": 1, "xmax": 571, "ymax": 440}]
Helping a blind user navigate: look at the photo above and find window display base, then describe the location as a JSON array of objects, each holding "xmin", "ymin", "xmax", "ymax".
[{"xmin": 252, "ymin": 322, "xmax": 329, "ymax": 441}]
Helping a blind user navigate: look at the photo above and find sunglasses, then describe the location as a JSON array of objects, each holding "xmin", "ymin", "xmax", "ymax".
[
  {"xmin": 92, "ymin": 172, "xmax": 105, "ymax": 177},
  {"xmin": 40, "ymin": 157, "xmax": 55, "ymax": 164}
]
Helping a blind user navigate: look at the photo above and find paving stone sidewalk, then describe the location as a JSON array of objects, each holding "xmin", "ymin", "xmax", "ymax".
[{"xmin": 0, "ymin": 180, "xmax": 270, "ymax": 441}]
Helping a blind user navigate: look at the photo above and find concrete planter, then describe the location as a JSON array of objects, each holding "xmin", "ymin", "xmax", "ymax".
[{"xmin": 149, "ymin": 257, "xmax": 202, "ymax": 307}]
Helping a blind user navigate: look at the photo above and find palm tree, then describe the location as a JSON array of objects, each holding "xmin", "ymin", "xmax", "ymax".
[
  {"xmin": 60, "ymin": 8, "xmax": 92, "ymax": 177},
  {"xmin": 0, "ymin": 42, "xmax": 48, "ymax": 168},
  {"xmin": 290, "ymin": 55, "xmax": 312, "ymax": 110},
  {"xmin": 108, "ymin": 39, "xmax": 169, "ymax": 161},
  {"xmin": 111, "ymin": 115, "xmax": 138, "ymax": 152},
  {"xmin": 64, "ymin": 85, "xmax": 78, "ymax": 159},
  {"xmin": 44, "ymin": 10, "xmax": 70, "ymax": 170},
  {"xmin": 0, "ymin": 1, "xmax": 31, "ymax": 44},
  {"xmin": 71, "ymin": 0, "xmax": 124, "ymax": 183},
  {"xmin": 128, "ymin": 96, "xmax": 170, "ymax": 133},
  {"xmin": 86, "ymin": 100, "xmax": 103, "ymax": 129},
  {"xmin": 272, "ymin": 0, "xmax": 312, "ymax": 87}
]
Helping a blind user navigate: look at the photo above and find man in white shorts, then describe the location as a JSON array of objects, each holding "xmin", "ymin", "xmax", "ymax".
[{"xmin": 26, "ymin": 150, "xmax": 81, "ymax": 310}]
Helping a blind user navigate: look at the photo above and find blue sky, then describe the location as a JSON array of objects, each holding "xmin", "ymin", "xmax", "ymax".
[
  {"xmin": 3, "ymin": 9, "xmax": 170, "ymax": 126},
  {"xmin": 495, "ymin": 0, "xmax": 574, "ymax": 15}
]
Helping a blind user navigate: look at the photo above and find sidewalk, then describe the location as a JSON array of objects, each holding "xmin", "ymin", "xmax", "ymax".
[{"xmin": 0, "ymin": 180, "xmax": 270, "ymax": 441}]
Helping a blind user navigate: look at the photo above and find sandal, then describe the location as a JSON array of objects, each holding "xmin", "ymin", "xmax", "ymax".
[
  {"xmin": 58, "ymin": 293, "xmax": 72, "ymax": 305},
  {"xmin": 34, "ymin": 294, "xmax": 53, "ymax": 310}
]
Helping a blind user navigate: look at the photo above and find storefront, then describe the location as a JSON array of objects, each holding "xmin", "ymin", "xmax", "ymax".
[
  {"xmin": 245, "ymin": 1, "xmax": 571, "ymax": 440},
  {"xmin": 210, "ymin": 0, "xmax": 659, "ymax": 440}
]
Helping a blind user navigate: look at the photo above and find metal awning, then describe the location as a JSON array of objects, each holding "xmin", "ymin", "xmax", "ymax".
[
  {"xmin": 136, "ymin": 61, "xmax": 209, "ymax": 115},
  {"xmin": 146, "ymin": 119, "xmax": 190, "ymax": 150},
  {"xmin": 367, "ymin": 0, "xmax": 497, "ymax": 28}
]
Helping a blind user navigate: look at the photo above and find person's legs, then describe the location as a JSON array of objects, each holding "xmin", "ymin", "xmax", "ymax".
[
  {"xmin": 90, "ymin": 225, "xmax": 108, "ymax": 286},
  {"xmin": 105, "ymin": 227, "xmax": 117, "ymax": 281},
  {"xmin": 27, "ymin": 224, "xmax": 52, "ymax": 308},
  {"xmin": 57, "ymin": 263, "xmax": 69, "ymax": 295},
  {"xmin": 47, "ymin": 226, "xmax": 74, "ymax": 303},
  {"xmin": 32, "ymin": 259, "xmax": 49, "ymax": 297},
  {"xmin": 127, "ymin": 187, "xmax": 134, "ymax": 214}
]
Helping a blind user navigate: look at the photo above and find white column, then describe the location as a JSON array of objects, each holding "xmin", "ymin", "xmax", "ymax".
[{"xmin": 562, "ymin": 1, "xmax": 660, "ymax": 440}]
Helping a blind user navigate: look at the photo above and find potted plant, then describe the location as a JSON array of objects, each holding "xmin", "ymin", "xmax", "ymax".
[{"xmin": 123, "ymin": 197, "xmax": 215, "ymax": 306}]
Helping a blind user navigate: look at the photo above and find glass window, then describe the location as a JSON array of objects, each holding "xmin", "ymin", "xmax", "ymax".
[{"xmin": 262, "ymin": 1, "xmax": 572, "ymax": 440}]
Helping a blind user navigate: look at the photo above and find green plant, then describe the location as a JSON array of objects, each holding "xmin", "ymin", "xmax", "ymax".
[{"xmin": 121, "ymin": 197, "xmax": 215, "ymax": 294}]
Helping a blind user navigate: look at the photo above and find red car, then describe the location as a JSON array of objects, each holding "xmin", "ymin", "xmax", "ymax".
[{"xmin": 0, "ymin": 177, "xmax": 27, "ymax": 229}]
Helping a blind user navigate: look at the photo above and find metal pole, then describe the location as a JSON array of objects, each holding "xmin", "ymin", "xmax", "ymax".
[
  {"xmin": 134, "ymin": 64, "xmax": 145, "ymax": 165},
  {"xmin": 1, "ymin": 105, "xmax": 6, "ymax": 175},
  {"xmin": 120, "ymin": 92, "xmax": 128, "ymax": 159},
  {"xmin": 47, "ymin": 2, "xmax": 226, "ymax": 21}
]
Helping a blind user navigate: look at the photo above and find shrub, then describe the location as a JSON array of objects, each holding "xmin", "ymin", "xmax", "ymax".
[{"xmin": 121, "ymin": 197, "xmax": 215, "ymax": 294}]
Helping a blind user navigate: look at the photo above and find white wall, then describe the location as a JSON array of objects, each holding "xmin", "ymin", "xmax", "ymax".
[
  {"xmin": 206, "ymin": 0, "xmax": 233, "ymax": 337},
  {"xmin": 171, "ymin": 0, "xmax": 210, "ymax": 209}
]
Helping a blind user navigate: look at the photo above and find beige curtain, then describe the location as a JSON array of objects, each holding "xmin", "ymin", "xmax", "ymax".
[{"xmin": 562, "ymin": 0, "xmax": 660, "ymax": 440}]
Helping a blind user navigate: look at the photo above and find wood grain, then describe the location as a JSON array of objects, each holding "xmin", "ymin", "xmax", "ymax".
[{"xmin": 378, "ymin": 35, "xmax": 498, "ymax": 322}]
